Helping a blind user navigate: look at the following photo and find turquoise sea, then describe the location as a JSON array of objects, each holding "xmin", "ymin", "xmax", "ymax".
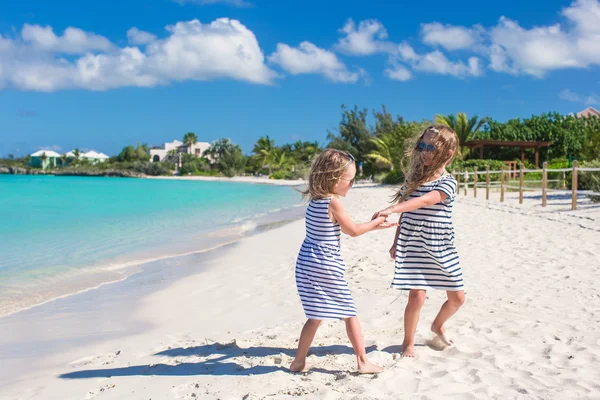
[{"xmin": 0, "ymin": 175, "xmax": 303, "ymax": 317}]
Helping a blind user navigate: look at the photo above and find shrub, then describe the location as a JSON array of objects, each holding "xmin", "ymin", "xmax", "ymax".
[
  {"xmin": 579, "ymin": 160, "xmax": 600, "ymax": 202},
  {"xmin": 383, "ymin": 169, "xmax": 404, "ymax": 185},
  {"xmin": 271, "ymin": 170, "xmax": 293, "ymax": 180},
  {"xmin": 132, "ymin": 161, "xmax": 171, "ymax": 176}
]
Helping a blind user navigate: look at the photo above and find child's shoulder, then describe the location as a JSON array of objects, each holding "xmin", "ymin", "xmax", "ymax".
[{"xmin": 440, "ymin": 173, "xmax": 457, "ymax": 184}]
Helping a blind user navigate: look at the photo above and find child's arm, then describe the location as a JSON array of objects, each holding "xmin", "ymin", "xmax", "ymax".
[
  {"xmin": 330, "ymin": 197, "xmax": 397, "ymax": 237},
  {"xmin": 373, "ymin": 179, "xmax": 459, "ymax": 219},
  {"xmin": 389, "ymin": 216, "xmax": 401, "ymax": 259}
]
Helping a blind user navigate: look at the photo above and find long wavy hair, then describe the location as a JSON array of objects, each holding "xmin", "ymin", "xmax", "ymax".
[
  {"xmin": 393, "ymin": 125, "xmax": 458, "ymax": 203},
  {"xmin": 302, "ymin": 149, "xmax": 354, "ymax": 200}
]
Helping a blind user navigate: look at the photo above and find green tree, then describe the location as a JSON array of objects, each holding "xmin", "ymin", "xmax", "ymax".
[
  {"xmin": 183, "ymin": 132, "xmax": 198, "ymax": 154},
  {"xmin": 39, "ymin": 152, "xmax": 48, "ymax": 169},
  {"xmin": 435, "ymin": 113, "xmax": 489, "ymax": 160},
  {"xmin": 73, "ymin": 148, "xmax": 82, "ymax": 161},
  {"xmin": 292, "ymin": 140, "xmax": 321, "ymax": 163},
  {"xmin": 204, "ymin": 138, "xmax": 245, "ymax": 177},
  {"xmin": 269, "ymin": 148, "xmax": 294, "ymax": 172},
  {"xmin": 327, "ymin": 105, "xmax": 372, "ymax": 156},
  {"xmin": 582, "ymin": 116, "xmax": 600, "ymax": 160},
  {"xmin": 368, "ymin": 137, "xmax": 394, "ymax": 170},
  {"xmin": 118, "ymin": 146, "xmax": 137, "ymax": 162},
  {"xmin": 135, "ymin": 143, "xmax": 150, "ymax": 162},
  {"xmin": 252, "ymin": 136, "xmax": 275, "ymax": 174},
  {"xmin": 8, "ymin": 154, "xmax": 14, "ymax": 160}
]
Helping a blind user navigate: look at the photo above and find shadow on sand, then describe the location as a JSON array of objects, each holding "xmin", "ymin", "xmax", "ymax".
[{"xmin": 59, "ymin": 341, "xmax": 385, "ymax": 379}]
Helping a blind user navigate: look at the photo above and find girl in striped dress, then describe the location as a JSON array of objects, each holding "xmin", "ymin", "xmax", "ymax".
[
  {"xmin": 291, "ymin": 149, "xmax": 398, "ymax": 374},
  {"xmin": 373, "ymin": 125, "xmax": 465, "ymax": 358}
]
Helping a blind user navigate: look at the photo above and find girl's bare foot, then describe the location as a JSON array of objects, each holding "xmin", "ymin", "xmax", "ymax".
[
  {"xmin": 431, "ymin": 324, "xmax": 453, "ymax": 346},
  {"xmin": 289, "ymin": 359, "xmax": 311, "ymax": 373},
  {"xmin": 357, "ymin": 360, "xmax": 384, "ymax": 374},
  {"xmin": 401, "ymin": 344, "xmax": 416, "ymax": 358}
]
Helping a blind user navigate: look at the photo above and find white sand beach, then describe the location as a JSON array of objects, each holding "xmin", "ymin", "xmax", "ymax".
[{"xmin": 1, "ymin": 186, "xmax": 600, "ymax": 399}]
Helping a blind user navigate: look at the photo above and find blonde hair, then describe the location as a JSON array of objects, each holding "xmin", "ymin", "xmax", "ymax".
[
  {"xmin": 393, "ymin": 125, "xmax": 458, "ymax": 203},
  {"xmin": 302, "ymin": 149, "xmax": 355, "ymax": 200}
]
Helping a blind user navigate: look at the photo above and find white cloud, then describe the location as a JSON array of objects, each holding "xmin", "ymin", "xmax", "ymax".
[
  {"xmin": 560, "ymin": 88, "xmax": 599, "ymax": 105},
  {"xmin": 385, "ymin": 60, "xmax": 413, "ymax": 81},
  {"xmin": 489, "ymin": 0, "xmax": 600, "ymax": 76},
  {"xmin": 37, "ymin": 145, "xmax": 62, "ymax": 152},
  {"xmin": 0, "ymin": 18, "xmax": 276, "ymax": 91},
  {"xmin": 269, "ymin": 41, "xmax": 361, "ymax": 83},
  {"xmin": 335, "ymin": 19, "xmax": 483, "ymax": 81},
  {"xmin": 335, "ymin": 19, "xmax": 395, "ymax": 56},
  {"xmin": 394, "ymin": 43, "xmax": 482, "ymax": 78},
  {"xmin": 21, "ymin": 24, "xmax": 114, "ymax": 54},
  {"xmin": 173, "ymin": 0, "xmax": 253, "ymax": 7},
  {"xmin": 420, "ymin": 22, "xmax": 485, "ymax": 51},
  {"xmin": 127, "ymin": 27, "xmax": 157, "ymax": 45}
]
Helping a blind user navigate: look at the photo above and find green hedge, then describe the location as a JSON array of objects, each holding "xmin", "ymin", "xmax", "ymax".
[{"xmin": 383, "ymin": 169, "xmax": 404, "ymax": 185}]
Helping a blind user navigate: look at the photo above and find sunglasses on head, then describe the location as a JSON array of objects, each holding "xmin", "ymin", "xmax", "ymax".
[
  {"xmin": 339, "ymin": 152, "xmax": 356, "ymax": 185},
  {"xmin": 417, "ymin": 141, "xmax": 436, "ymax": 152}
]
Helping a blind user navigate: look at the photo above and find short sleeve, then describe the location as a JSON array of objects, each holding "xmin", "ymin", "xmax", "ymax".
[{"xmin": 435, "ymin": 176, "xmax": 457, "ymax": 202}]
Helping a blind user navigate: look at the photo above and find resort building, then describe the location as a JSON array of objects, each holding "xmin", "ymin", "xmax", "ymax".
[
  {"xmin": 29, "ymin": 150, "xmax": 63, "ymax": 169},
  {"xmin": 149, "ymin": 139, "xmax": 211, "ymax": 162},
  {"xmin": 81, "ymin": 151, "xmax": 110, "ymax": 163},
  {"xmin": 577, "ymin": 107, "xmax": 600, "ymax": 118}
]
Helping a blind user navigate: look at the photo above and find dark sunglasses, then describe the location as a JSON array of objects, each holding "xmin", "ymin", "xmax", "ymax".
[
  {"xmin": 339, "ymin": 176, "xmax": 355, "ymax": 186},
  {"xmin": 417, "ymin": 141, "xmax": 436, "ymax": 152}
]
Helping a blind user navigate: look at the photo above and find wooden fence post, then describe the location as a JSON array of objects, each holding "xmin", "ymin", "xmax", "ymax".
[
  {"xmin": 562, "ymin": 171, "xmax": 567, "ymax": 189},
  {"xmin": 572, "ymin": 160, "xmax": 578, "ymax": 211},
  {"xmin": 464, "ymin": 170, "xmax": 468, "ymax": 196},
  {"xmin": 500, "ymin": 165, "xmax": 505, "ymax": 202},
  {"xmin": 519, "ymin": 162, "xmax": 524, "ymax": 204},
  {"xmin": 486, "ymin": 166, "xmax": 490, "ymax": 200},
  {"xmin": 542, "ymin": 161, "xmax": 547, "ymax": 208},
  {"xmin": 473, "ymin": 167, "xmax": 478, "ymax": 198},
  {"xmin": 456, "ymin": 168, "xmax": 461, "ymax": 195}
]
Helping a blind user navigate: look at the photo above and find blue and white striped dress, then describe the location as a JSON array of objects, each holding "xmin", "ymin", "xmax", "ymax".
[
  {"xmin": 295, "ymin": 197, "xmax": 357, "ymax": 320},
  {"xmin": 392, "ymin": 174, "xmax": 464, "ymax": 291}
]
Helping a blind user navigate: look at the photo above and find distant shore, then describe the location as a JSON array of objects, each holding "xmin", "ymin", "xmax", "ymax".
[
  {"xmin": 0, "ymin": 166, "xmax": 144, "ymax": 178},
  {"xmin": 146, "ymin": 174, "xmax": 307, "ymax": 186}
]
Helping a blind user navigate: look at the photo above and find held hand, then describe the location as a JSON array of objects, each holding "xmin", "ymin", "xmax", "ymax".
[
  {"xmin": 371, "ymin": 208, "xmax": 392, "ymax": 220},
  {"xmin": 373, "ymin": 217, "xmax": 399, "ymax": 230}
]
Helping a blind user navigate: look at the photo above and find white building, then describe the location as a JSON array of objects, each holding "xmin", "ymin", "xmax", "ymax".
[
  {"xmin": 64, "ymin": 150, "xmax": 109, "ymax": 163},
  {"xmin": 81, "ymin": 150, "xmax": 110, "ymax": 163},
  {"xmin": 150, "ymin": 140, "xmax": 211, "ymax": 162}
]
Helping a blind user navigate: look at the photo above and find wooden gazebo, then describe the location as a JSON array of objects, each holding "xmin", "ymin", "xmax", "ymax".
[{"xmin": 464, "ymin": 140, "xmax": 552, "ymax": 169}]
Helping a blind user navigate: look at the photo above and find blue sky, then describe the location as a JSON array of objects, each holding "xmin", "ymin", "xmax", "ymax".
[{"xmin": 0, "ymin": 0, "xmax": 599, "ymax": 157}]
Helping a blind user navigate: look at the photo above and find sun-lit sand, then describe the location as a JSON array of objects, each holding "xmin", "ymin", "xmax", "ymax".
[{"xmin": 1, "ymin": 186, "xmax": 599, "ymax": 399}]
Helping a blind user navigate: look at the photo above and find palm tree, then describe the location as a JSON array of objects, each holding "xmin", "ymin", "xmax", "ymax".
[
  {"xmin": 270, "ymin": 149, "xmax": 294, "ymax": 172},
  {"xmin": 435, "ymin": 113, "xmax": 489, "ymax": 160},
  {"xmin": 73, "ymin": 149, "xmax": 81, "ymax": 160},
  {"xmin": 39, "ymin": 152, "xmax": 48, "ymax": 169},
  {"xmin": 183, "ymin": 132, "xmax": 198, "ymax": 155},
  {"xmin": 252, "ymin": 136, "xmax": 275, "ymax": 174},
  {"xmin": 367, "ymin": 136, "xmax": 394, "ymax": 170},
  {"xmin": 61, "ymin": 153, "xmax": 69, "ymax": 167}
]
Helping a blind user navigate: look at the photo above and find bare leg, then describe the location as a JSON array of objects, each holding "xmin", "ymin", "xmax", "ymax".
[
  {"xmin": 431, "ymin": 290, "xmax": 465, "ymax": 346},
  {"xmin": 402, "ymin": 290, "xmax": 427, "ymax": 358},
  {"xmin": 290, "ymin": 319, "xmax": 321, "ymax": 372},
  {"xmin": 344, "ymin": 316, "xmax": 383, "ymax": 374}
]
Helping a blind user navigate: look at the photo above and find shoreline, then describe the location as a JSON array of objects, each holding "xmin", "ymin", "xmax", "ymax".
[
  {"xmin": 0, "ymin": 199, "xmax": 307, "ymax": 320},
  {"xmin": 145, "ymin": 175, "xmax": 307, "ymax": 186}
]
